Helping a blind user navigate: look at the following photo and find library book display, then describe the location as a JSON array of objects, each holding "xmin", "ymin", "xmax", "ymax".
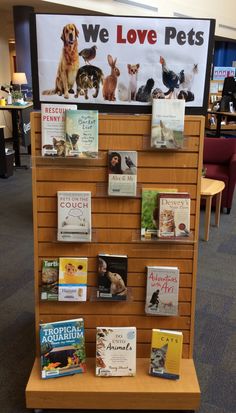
[{"xmin": 26, "ymin": 112, "xmax": 204, "ymax": 411}]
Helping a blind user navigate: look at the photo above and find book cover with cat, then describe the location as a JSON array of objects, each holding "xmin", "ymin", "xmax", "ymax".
[
  {"xmin": 108, "ymin": 150, "xmax": 137, "ymax": 197},
  {"xmin": 96, "ymin": 327, "xmax": 136, "ymax": 376},
  {"xmin": 57, "ymin": 191, "xmax": 91, "ymax": 242},
  {"xmin": 145, "ymin": 266, "xmax": 179, "ymax": 316},
  {"xmin": 151, "ymin": 99, "xmax": 185, "ymax": 149},
  {"xmin": 158, "ymin": 192, "xmax": 191, "ymax": 238},
  {"xmin": 40, "ymin": 318, "xmax": 86, "ymax": 379},
  {"xmin": 141, "ymin": 188, "xmax": 177, "ymax": 240},
  {"xmin": 41, "ymin": 258, "xmax": 59, "ymax": 301},
  {"xmin": 149, "ymin": 329, "xmax": 183, "ymax": 380},
  {"xmin": 65, "ymin": 109, "xmax": 98, "ymax": 158},
  {"xmin": 58, "ymin": 257, "xmax": 88, "ymax": 301},
  {"xmin": 97, "ymin": 254, "xmax": 128, "ymax": 301},
  {"xmin": 41, "ymin": 103, "xmax": 77, "ymax": 156}
]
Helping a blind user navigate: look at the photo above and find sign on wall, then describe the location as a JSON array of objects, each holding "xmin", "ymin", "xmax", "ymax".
[{"xmin": 31, "ymin": 14, "xmax": 215, "ymax": 114}]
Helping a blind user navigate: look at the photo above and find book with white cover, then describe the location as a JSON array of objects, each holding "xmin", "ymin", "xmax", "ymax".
[
  {"xmin": 41, "ymin": 103, "xmax": 77, "ymax": 156},
  {"xmin": 151, "ymin": 99, "xmax": 185, "ymax": 149},
  {"xmin": 145, "ymin": 266, "xmax": 179, "ymax": 316},
  {"xmin": 57, "ymin": 191, "xmax": 91, "ymax": 242},
  {"xmin": 108, "ymin": 150, "xmax": 137, "ymax": 197},
  {"xmin": 96, "ymin": 326, "xmax": 136, "ymax": 376}
]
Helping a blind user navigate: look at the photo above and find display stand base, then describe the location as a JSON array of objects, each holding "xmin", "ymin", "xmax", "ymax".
[{"xmin": 26, "ymin": 358, "xmax": 200, "ymax": 410}]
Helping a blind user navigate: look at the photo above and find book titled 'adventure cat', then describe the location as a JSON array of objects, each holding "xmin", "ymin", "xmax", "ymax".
[
  {"xmin": 65, "ymin": 109, "xmax": 98, "ymax": 158},
  {"xmin": 96, "ymin": 327, "xmax": 136, "ymax": 376},
  {"xmin": 40, "ymin": 318, "xmax": 86, "ymax": 379},
  {"xmin": 149, "ymin": 329, "xmax": 183, "ymax": 380},
  {"xmin": 151, "ymin": 99, "xmax": 185, "ymax": 149}
]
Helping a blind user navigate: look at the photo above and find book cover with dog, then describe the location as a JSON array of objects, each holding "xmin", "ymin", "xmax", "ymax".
[
  {"xmin": 145, "ymin": 266, "xmax": 179, "ymax": 316},
  {"xmin": 41, "ymin": 258, "xmax": 59, "ymax": 301},
  {"xmin": 158, "ymin": 192, "xmax": 191, "ymax": 238},
  {"xmin": 58, "ymin": 257, "xmax": 88, "ymax": 301},
  {"xmin": 108, "ymin": 150, "xmax": 137, "ymax": 197},
  {"xmin": 65, "ymin": 109, "xmax": 98, "ymax": 158},
  {"xmin": 57, "ymin": 191, "xmax": 91, "ymax": 242},
  {"xmin": 40, "ymin": 318, "xmax": 86, "ymax": 379},
  {"xmin": 96, "ymin": 326, "xmax": 136, "ymax": 376},
  {"xmin": 41, "ymin": 103, "xmax": 77, "ymax": 156},
  {"xmin": 141, "ymin": 188, "xmax": 177, "ymax": 240},
  {"xmin": 97, "ymin": 254, "xmax": 128, "ymax": 300},
  {"xmin": 151, "ymin": 99, "xmax": 185, "ymax": 149},
  {"xmin": 149, "ymin": 329, "xmax": 183, "ymax": 380}
]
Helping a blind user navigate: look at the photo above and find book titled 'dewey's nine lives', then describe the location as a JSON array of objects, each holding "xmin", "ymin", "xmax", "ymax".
[
  {"xmin": 158, "ymin": 192, "xmax": 190, "ymax": 238},
  {"xmin": 96, "ymin": 327, "xmax": 136, "ymax": 376},
  {"xmin": 57, "ymin": 191, "xmax": 91, "ymax": 242},
  {"xmin": 40, "ymin": 318, "xmax": 86, "ymax": 379},
  {"xmin": 145, "ymin": 266, "xmax": 179, "ymax": 316}
]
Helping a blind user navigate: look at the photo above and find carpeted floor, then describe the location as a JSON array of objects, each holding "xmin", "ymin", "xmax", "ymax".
[{"xmin": 0, "ymin": 153, "xmax": 235, "ymax": 413}]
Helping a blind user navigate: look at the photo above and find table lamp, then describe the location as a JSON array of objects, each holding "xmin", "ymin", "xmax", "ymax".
[{"xmin": 12, "ymin": 72, "xmax": 27, "ymax": 93}]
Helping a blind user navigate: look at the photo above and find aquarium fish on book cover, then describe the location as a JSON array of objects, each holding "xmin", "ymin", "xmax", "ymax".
[
  {"xmin": 65, "ymin": 109, "xmax": 98, "ymax": 158},
  {"xmin": 58, "ymin": 257, "xmax": 88, "ymax": 301},
  {"xmin": 41, "ymin": 258, "xmax": 59, "ymax": 301},
  {"xmin": 96, "ymin": 327, "xmax": 136, "ymax": 376},
  {"xmin": 40, "ymin": 318, "xmax": 86, "ymax": 379},
  {"xmin": 108, "ymin": 150, "xmax": 137, "ymax": 197},
  {"xmin": 41, "ymin": 103, "xmax": 77, "ymax": 156},
  {"xmin": 145, "ymin": 266, "xmax": 179, "ymax": 316},
  {"xmin": 149, "ymin": 329, "xmax": 183, "ymax": 380},
  {"xmin": 57, "ymin": 191, "xmax": 91, "ymax": 242}
]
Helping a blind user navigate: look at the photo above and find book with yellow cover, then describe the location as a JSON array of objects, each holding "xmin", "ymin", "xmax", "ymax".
[
  {"xmin": 58, "ymin": 257, "xmax": 88, "ymax": 301},
  {"xmin": 149, "ymin": 329, "xmax": 183, "ymax": 380}
]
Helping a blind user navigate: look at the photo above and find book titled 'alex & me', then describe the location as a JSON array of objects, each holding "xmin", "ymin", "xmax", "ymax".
[
  {"xmin": 57, "ymin": 191, "xmax": 91, "ymax": 242},
  {"xmin": 149, "ymin": 329, "xmax": 183, "ymax": 380},
  {"xmin": 40, "ymin": 318, "xmax": 86, "ymax": 379},
  {"xmin": 108, "ymin": 150, "xmax": 137, "ymax": 197},
  {"xmin": 96, "ymin": 327, "xmax": 136, "ymax": 376}
]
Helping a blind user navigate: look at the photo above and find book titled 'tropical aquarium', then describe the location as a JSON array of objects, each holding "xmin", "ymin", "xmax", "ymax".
[{"xmin": 40, "ymin": 318, "xmax": 86, "ymax": 379}]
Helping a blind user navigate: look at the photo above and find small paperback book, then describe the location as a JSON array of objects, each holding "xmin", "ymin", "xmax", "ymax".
[
  {"xmin": 65, "ymin": 109, "xmax": 98, "ymax": 158},
  {"xmin": 158, "ymin": 192, "xmax": 190, "ymax": 238},
  {"xmin": 41, "ymin": 258, "xmax": 59, "ymax": 301},
  {"xmin": 58, "ymin": 257, "xmax": 88, "ymax": 301},
  {"xmin": 57, "ymin": 191, "xmax": 91, "ymax": 242},
  {"xmin": 108, "ymin": 150, "xmax": 137, "ymax": 197},
  {"xmin": 149, "ymin": 329, "xmax": 183, "ymax": 380},
  {"xmin": 96, "ymin": 326, "xmax": 136, "ymax": 376},
  {"xmin": 97, "ymin": 254, "xmax": 128, "ymax": 300},
  {"xmin": 145, "ymin": 266, "xmax": 179, "ymax": 316},
  {"xmin": 151, "ymin": 99, "xmax": 185, "ymax": 149},
  {"xmin": 141, "ymin": 188, "xmax": 177, "ymax": 240},
  {"xmin": 41, "ymin": 103, "xmax": 77, "ymax": 156},
  {"xmin": 40, "ymin": 318, "xmax": 86, "ymax": 379}
]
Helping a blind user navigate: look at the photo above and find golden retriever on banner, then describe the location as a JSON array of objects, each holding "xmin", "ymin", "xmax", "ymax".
[{"xmin": 42, "ymin": 23, "xmax": 79, "ymax": 99}]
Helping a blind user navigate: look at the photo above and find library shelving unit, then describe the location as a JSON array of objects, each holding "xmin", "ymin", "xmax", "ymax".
[{"xmin": 26, "ymin": 111, "xmax": 204, "ymax": 411}]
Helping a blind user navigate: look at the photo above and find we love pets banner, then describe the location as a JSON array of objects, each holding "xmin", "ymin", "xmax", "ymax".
[{"xmin": 32, "ymin": 14, "xmax": 215, "ymax": 114}]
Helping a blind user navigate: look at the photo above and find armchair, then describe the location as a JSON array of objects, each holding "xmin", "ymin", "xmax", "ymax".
[{"xmin": 203, "ymin": 137, "xmax": 236, "ymax": 213}]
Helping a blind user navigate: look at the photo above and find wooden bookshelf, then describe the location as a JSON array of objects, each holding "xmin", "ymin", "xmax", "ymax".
[{"xmin": 26, "ymin": 112, "xmax": 203, "ymax": 411}]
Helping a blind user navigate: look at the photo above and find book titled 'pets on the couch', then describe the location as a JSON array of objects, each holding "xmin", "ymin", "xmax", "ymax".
[
  {"xmin": 40, "ymin": 318, "xmax": 86, "ymax": 379},
  {"xmin": 58, "ymin": 257, "xmax": 88, "ymax": 301},
  {"xmin": 151, "ymin": 99, "xmax": 185, "ymax": 149},
  {"xmin": 41, "ymin": 103, "xmax": 77, "ymax": 156},
  {"xmin": 97, "ymin": 254, "xmax": 128, "ymax": 300},
  {"xmin": 96, "ymin": 327, "xmax": 136, "ymax": 376},
  {"xmin": 145, "ymin": 266, "xmax": 179, "ymax": 316},
  {"xmin": 57, "ymin": 191, "xmax": 91, "ymax": 242},
  {"xmin": 65, "ymin": 109, "xmax": 98, "ymax": 158},
  {"xmin": 149, "ymin": 329, "xmax": 183, "ymax": 380}
]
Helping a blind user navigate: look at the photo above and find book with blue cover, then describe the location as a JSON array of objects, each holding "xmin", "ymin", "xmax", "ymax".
[{"xmin": 40, "ymin": 318, "xmax": 86, "ymax": 379}]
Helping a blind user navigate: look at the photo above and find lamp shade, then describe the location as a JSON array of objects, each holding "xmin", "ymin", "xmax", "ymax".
[{"xmin": 12, "ymin": 72, "xmax": 27, "ymax": 85}]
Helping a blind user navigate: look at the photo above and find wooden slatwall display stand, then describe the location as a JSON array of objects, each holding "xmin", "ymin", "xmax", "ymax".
[{"xmin": 26, "ymin": 112, "xmax": 204, "ymax": 411}]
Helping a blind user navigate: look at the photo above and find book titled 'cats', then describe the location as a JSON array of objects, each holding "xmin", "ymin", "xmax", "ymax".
[
  {"xmin": 96, "ymin": 327, "xmax": 136, "ymax": 376},
  {"xmin": 57, "ymin": 191, "xmax": 91, "ymax": 242},
  {"xmin": 150, "ymin": 329, "xmax": 183, "ymax": 380}
]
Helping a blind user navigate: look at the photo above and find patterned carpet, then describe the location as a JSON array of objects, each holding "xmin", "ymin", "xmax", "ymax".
[{"xmin": 0, "ymin": 154, "xmax": 235, "ymax": 413}]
